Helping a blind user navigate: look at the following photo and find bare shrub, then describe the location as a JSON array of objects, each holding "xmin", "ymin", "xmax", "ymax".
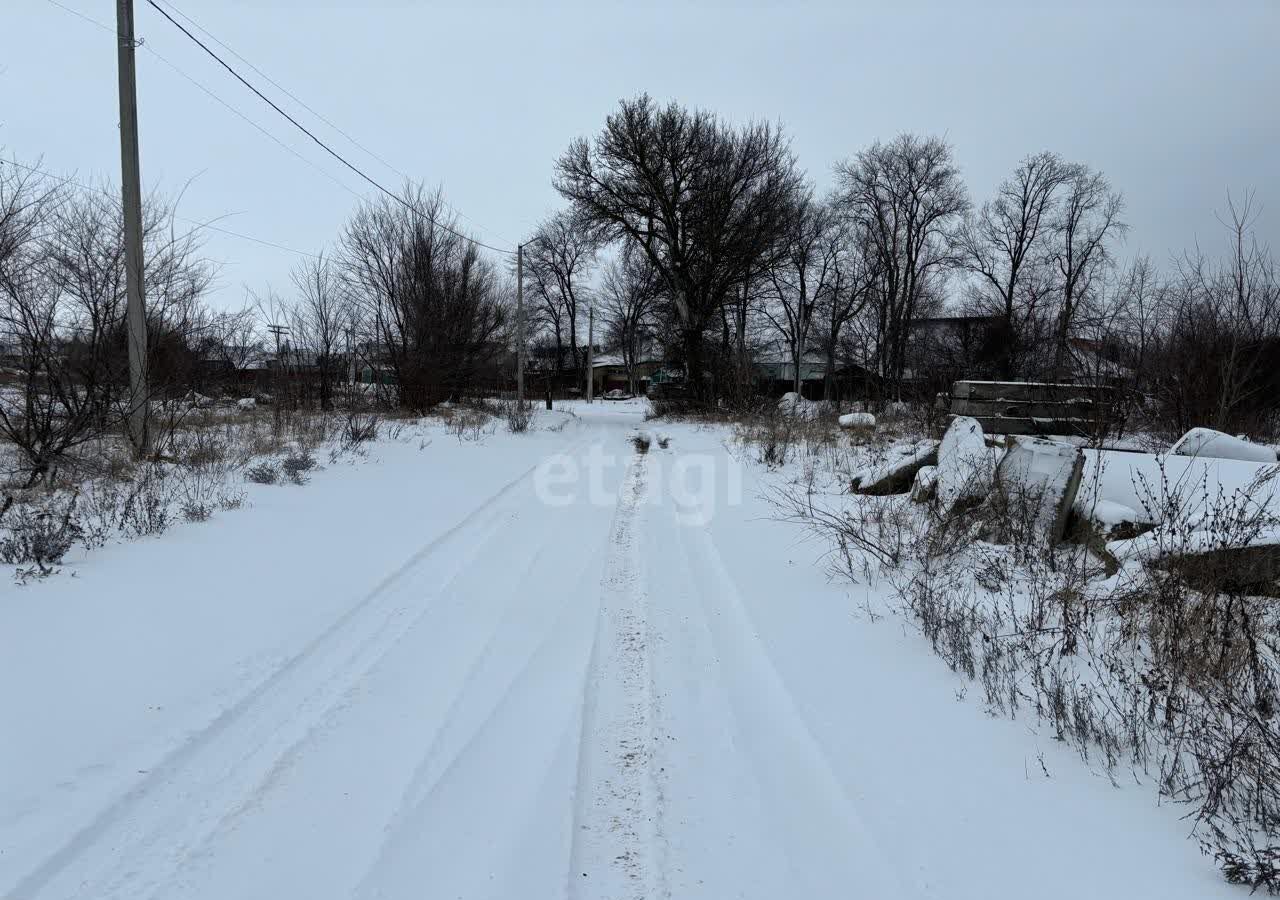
[
  {"xmin": 775, "ymin": 421, "xmax": 1280, "ymax": 888},
  {"xmin": 768, "ymin": 484, "xmax": 915, "ymax": 580},
  {"xmin": 245, "ymin": 461, "xmax": 280, "ymax": 485},
  {"xmin": 0, "ymin": 492, "xmax": 82, "ymax": 575},
  {"xmin": 117, "ymin": 466, "xmax": 173, "ymax": 538},
  {"xmin": 736, "ymin": 415, "xmax": 796, "ymax": 468},
  {"xmin": 79, "ymin": 478, "xmax": 125, "ymax": 550},
  {"xmin": 281, "ymin": 448, "xmax": 317, "ymax": 485},
  {"xmin": 444, "ymin": 407, "xmax": 492, "ymax": 443},
  {"xmin": 501, "ymin": 397, "xmax": 533, "ymax": 434}
]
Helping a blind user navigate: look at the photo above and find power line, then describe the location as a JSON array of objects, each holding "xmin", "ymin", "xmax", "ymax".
[
  {"xmin": 43, "ymin": 0, "xmax": 516, "ymax": 255},
  {"xmin": 144, "ymin": 48, "xmax": 365, "ymax": 202},
  {"xmin": 150, "ymin": 0, "xmax": 506, "ymax": 243},
  {"xmin": 43, "ymin": 0, "xmax": 107, "ymax": 31},
  {"xmin": 142, "ymin": 0, "xmax": 516, "ymax": 255},
  {"xmin": 3, "ymin": 157, "xmax": 324, "ymax": 260},
  {"xmin": 42, "ymin": 0, "xmax": 365, "ymax": 203}
]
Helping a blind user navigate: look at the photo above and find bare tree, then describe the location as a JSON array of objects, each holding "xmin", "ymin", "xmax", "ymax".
[
  {"xmin": 0, "ymin": 160, "xmax": 87, "ymax": 483},
  {"xmin": 834, "ymin": 134, "xmax": 969, "ymax": 399},
  {"xmin": 599, "ymin": 247, "xmax": 661, "ymax": 394},
  {"xmin": 0, "ymin": 160, "xmax": 215, "ymax": 480},
  {"xmin": 340, "ymin": 183, "xmax": 509, "ymax": 410},
  {"xmin": 1049, "ymin": 165, "xmax": 1127, "ymax": 378},
  {"xmin": 1149, "ymin": 195, "xmax": 1280, "ymax": 436},
  {"xmin": 814, "ymin": 220, "xmax": 878, "ymax": 401},
  {"xmin": 521, "ymin": 211, "xmax": 596, "ymax": 386},
  {"xmin": 762, "ymin": 191, "xmax": 840, "ymax": 397},
  {"xmin": 288, "ymin": 252, "xmax": 349, "ymax": 409},
  {"xmin": 555, "ymin": 94, "xmax": 802, "ymax": 399},
  {"xmin": 958, "ymin": 151, "xmax": 1072, "ymax": 378}
]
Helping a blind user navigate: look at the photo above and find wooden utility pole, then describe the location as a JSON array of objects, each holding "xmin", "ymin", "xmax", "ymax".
[
  {"xmin": 116, "ymin": 0, "xmax": 149, "ymax": 456},
  {"xmin": 586, "ymin": 301, "xmax": 594, "ymax": 403},
  {"xmin": 516, "ymin": 243, "xmax": 524, "ymax": 403}
]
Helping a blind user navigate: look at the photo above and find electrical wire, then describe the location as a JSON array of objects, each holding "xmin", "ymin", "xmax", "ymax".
[
  {"xmin": 142, "ymin": 0, "xmax": 516, "ymax": 254},
  {"xmin": 43, "ymin": 0, "xmax": 365, "ymax": 201},
  {"xmin": 149, "ymin": 0, "xmax": 511, "ymax": 248},
  {"xmin": 42, "ymin": 0, "xmax": 516, "ymax": 255}
]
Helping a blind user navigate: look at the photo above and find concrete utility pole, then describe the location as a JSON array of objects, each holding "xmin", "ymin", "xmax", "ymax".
[
  {"xmin": 516, "ymin": 243, "xmax": 524, "ymax": 403},
  {"xmin": 116, "ymin": 0, "xmax": 149, "ymax": 456},
  {"xmin": 586, "ymin": 301, "xmax": 594, "ymax": 403}
]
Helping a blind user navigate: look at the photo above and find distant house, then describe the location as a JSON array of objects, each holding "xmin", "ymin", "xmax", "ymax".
[
  {"xmin": 753, "ymin": 346, "xmax": 829, "ymax": 385},
  {"xmin": 751, "ymin": 344, "xmax": 835, "ymax": 399},
  {"xmin": 589, "ymin": 354, "xmax": 663, "ymax": 396},
  {"xmin": 1065, "ymin": 337, "xmax": 1134, "ymax": 384}
]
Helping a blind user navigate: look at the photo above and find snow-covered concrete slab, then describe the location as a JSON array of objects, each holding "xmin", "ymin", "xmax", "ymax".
[
  {"xmin": 1170, "ymin": 427, "xmax": 1278, "ymax": 463},
  {"xmin": 910, "ymin": 464, "xmax": 938, "ymax": 503},
  {"xmin": 851, "ymin": 439, "xmax": 938, "ymax": 495},
  {"xmin": 936, "ymin": 415, "xmax": 998, "ymax": 512},
  {"xmin": 1075, "ymin": 449, "xmax": 1280, "ymax": 526},
  {"xmin": 995, "ymin": 437, "xmax": 1084, "ymax": 544}
]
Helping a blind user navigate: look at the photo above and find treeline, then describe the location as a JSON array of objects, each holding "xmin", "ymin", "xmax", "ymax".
[
  {"xmin": 0, "ymin": 158, "xmax": 514, "ymax": 485},
  {"xmin": 3, "ymin": 93, "xmax": 1278, "ymax": 484},
  {"xmin": 534, "ymin": 95, "xmax": 1279, "ymax": 436}
]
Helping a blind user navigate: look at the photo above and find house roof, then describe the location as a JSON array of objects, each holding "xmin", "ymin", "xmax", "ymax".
[{"xmin": 591, "ymin": 354, "xmax": 662, "ymax": 369}]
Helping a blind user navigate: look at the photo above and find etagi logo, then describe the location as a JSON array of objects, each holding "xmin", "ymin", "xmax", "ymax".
[{"xmin": 533, "ymin": 445, "xmax": 743, "ymax": 526}]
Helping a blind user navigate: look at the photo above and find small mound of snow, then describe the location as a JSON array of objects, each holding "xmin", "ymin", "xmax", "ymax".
[
  {"xmin": 777, "ymin": 392, "xmax": 819, "ymax": 418},
  {"xmin": 1170, "ymin": 427, "xmax": 1277, "ymax": 463},
  {"xmin": 838, "ymin": 412, "xmax": 876, "ymax": 429},
  {"xmin": 237, "ymin": 397, "xmax": 257, "ymax": 411},
  {"xmin": 1089, "ymin": 499, "xmax": 1139, "ymax": 527}
]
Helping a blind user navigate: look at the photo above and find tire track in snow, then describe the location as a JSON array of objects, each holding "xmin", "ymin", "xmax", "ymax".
[
  {"xmin": 8, "ymin": 441, "xmax": 584, "ymax": 900},
  {"xmin": 568, "ymin": 451, "xmax": 666, "ymax": 900},
  {"xmin": 666, "ymin": 487, "xmax": 909, "ymax": 899},
  {"xmin": 348, "ymin": 542, "xmax": 602, "ymax": 897}
]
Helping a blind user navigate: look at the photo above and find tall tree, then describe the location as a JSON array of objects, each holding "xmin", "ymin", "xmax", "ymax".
[
  {"xmin": 1049, "ymin": 166, "xmax": 1126, "ymax": 378},
  {"xmin": 599, "ymin": 247, "xmax": 660, "ymax": 394},
  {"xmin": 834, "ymin": 134, "xmax": 969, "ymax": 398},
  {"xmin": 762, "ymin": 192, "xmax": 840, "ymax": 396},
  {"xmin": 957, "ymin": 151, "xmax": 1072, "ymax": 378},
  {"xmin": 521, "ymin": 211, "xmax": 596, "ymax": 385},
  {"xmin": 555, "ymin": 94, "xmax": 802, "ymax": 398},
  {"xmin": 289, "ymin": 253, "xmax": 350, "ymax": 410},
  {"xmin": 814, "ymin": 220, "xmax": 878, "ymax": 401},
  {"xmin": 340, "ymin": 184, "xmax": 508, "ymax": 410}
]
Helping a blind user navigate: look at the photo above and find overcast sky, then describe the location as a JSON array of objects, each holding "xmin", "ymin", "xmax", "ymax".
[{"xmin": 5, "ymin": 0, "xmax": 1278, "ymax": 310}]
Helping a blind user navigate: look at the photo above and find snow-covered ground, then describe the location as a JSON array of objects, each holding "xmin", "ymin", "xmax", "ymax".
[{"xmin": 0, "ymin": 400, "xmax": 1239, "ymax": 899}]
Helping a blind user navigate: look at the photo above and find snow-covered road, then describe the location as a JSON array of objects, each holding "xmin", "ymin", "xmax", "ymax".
[{"xmin": 0, "ymin": 403, "xmax": 1239, "ymax": 898}]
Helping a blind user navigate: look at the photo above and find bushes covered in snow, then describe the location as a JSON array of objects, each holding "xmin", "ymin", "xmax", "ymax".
[
  {"xmin": 0, "ymin": 406, "xmax": 396, "ymax": 582},
  {"xmin": 766, "ymin": 409, "xmax": 1280, "ymax": 890}
]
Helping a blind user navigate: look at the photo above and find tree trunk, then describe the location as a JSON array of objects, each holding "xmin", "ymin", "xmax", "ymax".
[
  {"xmin": 684, "ymin": 326, "xmax": 706, "ymax": 401},
  {"xmin": 824, "ymin": 346, "xmax": 837, "ymax": 402}
]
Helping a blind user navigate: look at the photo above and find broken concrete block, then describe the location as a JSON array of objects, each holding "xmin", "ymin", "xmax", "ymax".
[
  {"xmin": 910, "ymin": 465, "xmax": 938, "ymax": 503},
  {"xmin": 936, "ymin": 416, "xmax": 997, "ymax": 512},
  {"xmin": 851, "ymin": 440, "xmax": 939, "ymax": 496},
  {"xmin": 1170, "ymin": 427, "xmax": 1277, "ymax": 464},
  {"xmin": 994, "ymin": 436, "xmax": 1085, "ymax": 544}
]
